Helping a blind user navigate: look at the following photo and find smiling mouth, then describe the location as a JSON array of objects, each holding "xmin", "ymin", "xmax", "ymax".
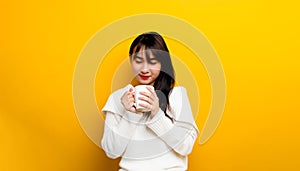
[{"xmin": 139, "ymin": 75, "xmax": 150, "ymax": 80}]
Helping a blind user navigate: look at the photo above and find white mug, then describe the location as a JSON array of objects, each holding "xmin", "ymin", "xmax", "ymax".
[{"xmin": 134, "ymin": 85, "xmax": 154, "ymax": 112}]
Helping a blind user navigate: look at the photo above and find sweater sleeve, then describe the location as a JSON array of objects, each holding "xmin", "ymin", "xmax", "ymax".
[
  {"xmin": 146, "ymin": 87, "xmax": 199, "ymax": 156},
  {"xmin": 101, "ymin": 111, "xmax": 143, "ymax": 159}
]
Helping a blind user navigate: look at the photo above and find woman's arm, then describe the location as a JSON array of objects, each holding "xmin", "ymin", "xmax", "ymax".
[
  {"xmin": 146, "ymin": 87, "xmax": 199, "ymax": 156},
  {"xmin": 101, "ymin": 111, "xmax": 142, "ymax": 159},
  {"xmin": 146, "ymin": 110, "xmax": 198, "ymax": 156}
]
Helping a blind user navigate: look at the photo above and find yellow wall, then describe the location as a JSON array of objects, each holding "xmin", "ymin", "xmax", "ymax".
[{"xmin": 1, "ymin": 0, "xmax": 300, "ymax": 170}]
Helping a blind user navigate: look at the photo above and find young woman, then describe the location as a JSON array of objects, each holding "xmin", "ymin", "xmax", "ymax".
[{"xmin": 101, "ymin": 32, "xmax": 199, "ymax": 171}]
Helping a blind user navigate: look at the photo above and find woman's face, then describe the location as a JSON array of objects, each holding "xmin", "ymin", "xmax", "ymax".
[{"xmin": 131, "ymin": 47, "xmax": 161, "ymax": 85}]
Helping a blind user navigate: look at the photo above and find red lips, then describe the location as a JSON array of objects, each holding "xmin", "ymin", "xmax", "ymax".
[{"xmin": 139, "ymin": 74, "xmax": 150, "ymax": 80}]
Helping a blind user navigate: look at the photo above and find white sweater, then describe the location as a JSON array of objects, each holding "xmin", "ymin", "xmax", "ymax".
[{"xmin": 101, "ymin": 85, "xmax": 199, "ymax": 171}]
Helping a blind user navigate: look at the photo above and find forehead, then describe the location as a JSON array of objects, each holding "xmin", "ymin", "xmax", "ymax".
[{"xmin": 134, "ymin": 47, "xmax": 156, "ymax": 59}]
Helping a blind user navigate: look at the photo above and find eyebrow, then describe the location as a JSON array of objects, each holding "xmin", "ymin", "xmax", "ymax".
[
  {"xmin": 148, "ymin": 57, "xmax": 158, "ymax": 61},
  {"xmin": 133, "ymin": 55, "xmax": 143, "ymax": 60},
  {"xmin": 133, "ymin": 54, "xmax": 159, "ymax": 61}
]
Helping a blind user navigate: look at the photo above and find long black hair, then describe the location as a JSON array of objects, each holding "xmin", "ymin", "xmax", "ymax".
[{"xmin": 129, "ymin": 32, "xmax": 175, "ymax": 114}]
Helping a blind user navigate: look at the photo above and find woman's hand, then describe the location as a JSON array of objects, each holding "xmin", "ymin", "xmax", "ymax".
[
  {"xmin": 121, "ymin": 87, "xmax": 136, "ymax": 113},
  {"xmin": 138, "ymin": 86, "xmax": 160, "ymax": 118}
]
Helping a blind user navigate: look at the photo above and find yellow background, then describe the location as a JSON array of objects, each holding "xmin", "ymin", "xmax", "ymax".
[{"xmin": 1, "ymin": 0, "xmax": 300, "ymax": 170}]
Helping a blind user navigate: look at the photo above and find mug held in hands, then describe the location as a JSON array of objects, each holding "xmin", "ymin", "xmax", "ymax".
[{"xmin": 134, "ymin": 85, "xmax": 154, "ymax": 112}]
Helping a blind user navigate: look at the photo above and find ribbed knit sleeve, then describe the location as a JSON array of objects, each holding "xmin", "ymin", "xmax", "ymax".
[
  {"xmin": 101, "ymin": 111, "xmax": 143, "ymax": 159},
  {"xmin": 146, "ymin": 87, "xmax": 199, "ymax": 156},
  {"xmin": 101, "ymin": 85, "xmax": 144, "ymax": 159}
]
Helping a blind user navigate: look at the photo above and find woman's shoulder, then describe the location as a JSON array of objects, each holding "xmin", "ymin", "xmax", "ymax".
[
  {"xmin": 167, "ymin": 86, "xmax": 191, "ymax": 120},
  {"xmin": 168, "ymin": 86, "xmax": 188, "ymax": 108},
  {"xmin": 172, "ymin": 86, "xmax": 186, "ymax": 91},
  {"xmin": 169, "ymin": 86, "xmax": 187, "ymax": 98}
]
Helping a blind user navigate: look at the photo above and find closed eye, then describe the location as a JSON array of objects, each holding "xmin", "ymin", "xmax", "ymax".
[
  {"xmin": 133, "ymin": 55, "xmax": 143, "ymax": 63},
  {"xmin": 148, "ymin": 58, "xmax": 159, "ymax": 64}
]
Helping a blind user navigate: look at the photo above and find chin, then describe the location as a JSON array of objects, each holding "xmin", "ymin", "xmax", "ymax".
[
  {"xmin": 137, "ymin": 79, "xmax": 153, "ymax": 85},
  {"xmin": 139, "ymin": 81, "xmax": 150, "ymax": 85}
]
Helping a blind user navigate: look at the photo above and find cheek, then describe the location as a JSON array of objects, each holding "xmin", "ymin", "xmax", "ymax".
[
  {"xmin": 131, "ymin": 63, "xmax": 140, "ymax": 73},
  {"xmin": 151, "ymin": 64, "xmax": 161, "ymax": 76}
]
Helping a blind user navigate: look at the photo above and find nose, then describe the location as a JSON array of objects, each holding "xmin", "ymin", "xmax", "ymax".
[{"xmin": 141, "ymin": 62, "xmax": 149, "ymax": 73}]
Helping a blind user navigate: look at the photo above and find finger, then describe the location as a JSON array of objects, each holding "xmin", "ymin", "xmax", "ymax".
[
  {"xmin": 128, "ymin": 96, "xmax": 135, "ymax": 102},
  {"xmin": 129, "ymin": 101, "xmax": 135, "ymax": 107},
  {"xmin": 138, "ymin": 102, "xmax": 151, "ymax": 109},
  {"xmin": 129, "ymin": 106, "xmax": 136, "ymax": 113},
  {"xmin": 146, "ymin": 86, "xmax": 158, "ymax": 99},
  {"xmin": 140, "ymin": 91, "xmax": 156, "ymax": 102},
  {"xmin": 146, "ymin": 86, "xmax": 156, "ymax": 95},
  {"xmin": 128, "ymin": 93, "xmax": 134, "ymax": 98},
  {"xmin": 127, "ymin": 92, "xmax": 135, "ymax": 99},
  {"xmin": 138, "ymin": 96, "xmax": 151, "ymax": 104},
  {"xmin": 139, "ymin": 91, "xmax": 151, "ymax": 98},
  {"xmin": 122, "ymin": 91, "xmax": 129, "ymax": 99}
]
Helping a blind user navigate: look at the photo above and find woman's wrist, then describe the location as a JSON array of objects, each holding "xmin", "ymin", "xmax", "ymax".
[{"xmin": 149, "ymin": 107, "xmax": 160, "ymax": 119}]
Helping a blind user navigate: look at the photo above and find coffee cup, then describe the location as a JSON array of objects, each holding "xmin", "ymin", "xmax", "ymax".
[{"xmin": 134, "ymin": 85, "xmax": 154, "ymax": 112}]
